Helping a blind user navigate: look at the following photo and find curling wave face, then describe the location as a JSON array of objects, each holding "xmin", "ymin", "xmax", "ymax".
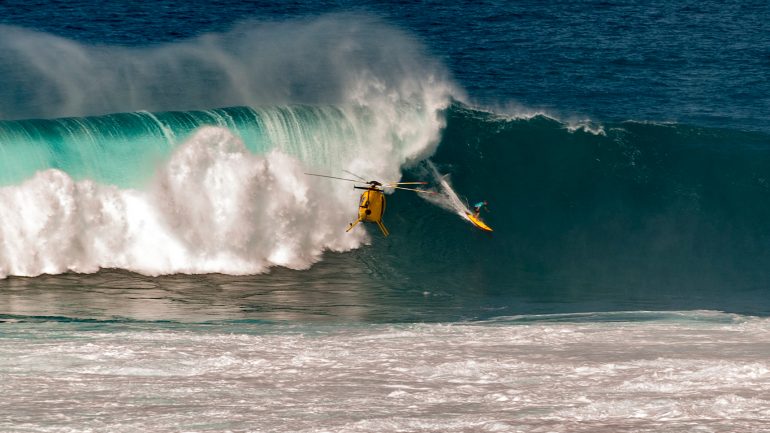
[{"xmin": 0, "ymin": 16, "xmax": 457, "ymax": 278}]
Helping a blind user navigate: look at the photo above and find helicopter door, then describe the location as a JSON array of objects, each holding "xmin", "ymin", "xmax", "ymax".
[{"xmin": 359, "ymin": 192, "xmax": 370, "ymax": 213}]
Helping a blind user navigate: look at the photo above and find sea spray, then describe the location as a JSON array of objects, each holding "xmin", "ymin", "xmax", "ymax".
[
  {"xmin": 0, "ymin": 16, "xmax": 458, "ymax": 120},
  {"xmin": 0, "ymin": 15, "xmax": 460, "ymax": 278},
  {"xmin": 0, "ymin": 19, "xmax": 456, "ymax": 186},
  {"xmin": 419, "ymin": 159, "xmax": 473, "ymax": 222}
]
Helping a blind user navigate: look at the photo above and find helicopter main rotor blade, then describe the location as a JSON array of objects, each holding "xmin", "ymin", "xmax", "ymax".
[
  {"xmin": 305, "ymin": 173, "xmax": 432, "ymax": 191},
  {"xmin": 343, "ymin": 170, "xmax": 368, "ymax": 182},
  {"xmin": 384, "ymin": 181, "xmax": 428, "ymax": 186},
  {"xmin": 304, "ymin": 173, "xmax": 360, "ymax": 183},
  {"xmin": 390, "ymin": 186, "xmax": 437, "ymax": 194}
]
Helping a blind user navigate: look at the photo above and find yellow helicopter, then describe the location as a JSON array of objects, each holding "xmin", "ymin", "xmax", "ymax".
[{"xmin": 305, "ymin": 171, "xmax": 434, "ymax": 237}]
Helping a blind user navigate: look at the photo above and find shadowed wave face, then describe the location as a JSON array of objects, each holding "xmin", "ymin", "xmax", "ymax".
[{"xmin": 389, "ymin": 105, "xmax": 770, "ymax": 316}]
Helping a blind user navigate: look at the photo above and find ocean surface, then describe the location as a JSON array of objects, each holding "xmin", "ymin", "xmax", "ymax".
[{"xmin": 1, "ymin": 0, "xmax": 769, "ymax": 431}]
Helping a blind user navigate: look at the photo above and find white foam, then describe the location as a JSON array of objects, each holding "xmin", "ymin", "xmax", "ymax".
[
  {"xmin": 2, "ymin": 315, "xmax": 769, "ymax": 432},
  {"xmin": 0, "ymin": 127, "xmax": 367, "ymax": 278}
]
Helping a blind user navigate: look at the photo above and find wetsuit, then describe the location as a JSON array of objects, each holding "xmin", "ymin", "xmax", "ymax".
[{"xmin": 473, "ymin": 201, "xmax": 486, "ymax": 216}]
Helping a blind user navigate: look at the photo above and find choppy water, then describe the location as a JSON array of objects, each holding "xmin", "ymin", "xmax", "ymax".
[{"xmin": 2, "ymin": 312, "xmax": 769, "ymax": 432}]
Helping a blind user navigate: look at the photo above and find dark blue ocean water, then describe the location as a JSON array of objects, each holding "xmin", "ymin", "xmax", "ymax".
[
  {"xmin": 1, "ymin": 0, "xmax": 770, "ymax": 322},
  {"xmin": 4, "ymin": 0, "xmax": 769, "ymax": 130}
]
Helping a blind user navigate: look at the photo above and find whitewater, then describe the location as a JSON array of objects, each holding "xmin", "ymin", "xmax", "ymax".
[
  {"xmin": 0, "ymin": 17, "xmax": 456, "ymax": 278},
  {"xmin": 2, "ymin": 312, "xmax": 769, "ymax": 432}
]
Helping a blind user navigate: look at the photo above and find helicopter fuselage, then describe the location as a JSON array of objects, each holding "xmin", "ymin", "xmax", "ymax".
[
  {"xmin": 304, "ymin": 172, "xmax": 428, "ymax": 238},
  {"xmin": 356, "ymin": 187, "xmax": 386, "ymax": 223},
  {"xmin": 346, "ymin": 186, "xmax": 389, "ymax": 236}
]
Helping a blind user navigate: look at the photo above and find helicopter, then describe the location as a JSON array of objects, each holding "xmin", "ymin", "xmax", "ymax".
[{"xmin": 305, "ymin": 170, "xmax": 434, "ymax": 237}]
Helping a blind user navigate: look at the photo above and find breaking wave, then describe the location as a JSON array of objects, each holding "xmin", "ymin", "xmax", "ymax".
[{"xmin": 0, "ymin": 15, "xmax": 455, "ymax": 278}]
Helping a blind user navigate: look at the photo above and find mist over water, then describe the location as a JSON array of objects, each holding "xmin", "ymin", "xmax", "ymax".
[{"xmin": 0, "ymin": 15, "xmax": 457, "ymax": 119}]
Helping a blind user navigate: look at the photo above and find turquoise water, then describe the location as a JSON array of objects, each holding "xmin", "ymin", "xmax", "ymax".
[{"xmin": 0, "ymin": 106, "xmax": 363, "ymax": 187}]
